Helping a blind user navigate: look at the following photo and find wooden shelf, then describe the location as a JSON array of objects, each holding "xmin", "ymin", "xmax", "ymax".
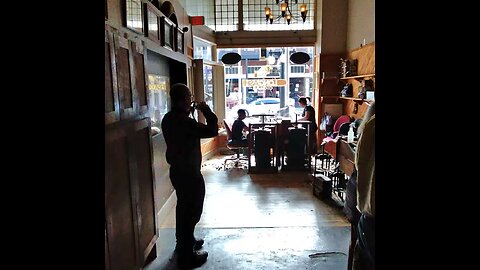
[
  {"xmin": 339, "ymin": 97, "xmax": 362, "ymax": 101},
  {"xmin": 320, "ymin": 76, "xmax": 339, "ymax": 85},
  {"xmin": 321, "ymin": 72, "xmax": 339, "ymax": 80},
  {"xmin": 339, "ymin": 97, "xmax": 374, "ymax": 103},
  {"xmin": 339, "ymin": 74, "xmax": 375, "ymax": 80}
]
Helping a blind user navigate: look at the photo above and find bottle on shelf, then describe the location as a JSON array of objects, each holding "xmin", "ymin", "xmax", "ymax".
[{"xmin": 347, "ymin": 124, "xmax": 355, "ymax": 143}]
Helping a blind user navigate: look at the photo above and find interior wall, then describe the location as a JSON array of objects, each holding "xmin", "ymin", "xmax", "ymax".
[
  {"xmin": 346, "ymin": 0, "xmax": 375, "ymax": 51},
  {"xmin": 320, "ymin": 0, "xmax": 348, "ymax": 54}
]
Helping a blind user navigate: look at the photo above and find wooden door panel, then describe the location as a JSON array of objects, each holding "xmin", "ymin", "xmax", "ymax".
[
  {"xmin": 105, "ymin": 134, "xmax": 137, "ymax": 269},
  {"xmin": 105, "ymin": 29, "xmax": 119, "ymax": 125},
  {"xmin": 133, "ymin": 42, "xmax": 148, "ymax": 116},
  {"xmin": 114, "ymin": 34, "xmax": 135, "ymax": 120},
  {"xmin": 131, "ymin": 120, "xmax": 157, "ymax": 260}
]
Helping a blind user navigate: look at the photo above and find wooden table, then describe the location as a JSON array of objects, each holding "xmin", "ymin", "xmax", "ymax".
[{"xmin": 251, "ymin": 114, "xmax": 276, "ymax": 124}]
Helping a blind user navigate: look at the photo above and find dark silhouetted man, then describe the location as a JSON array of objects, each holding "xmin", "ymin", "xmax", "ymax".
[{"xmin": 161, "ymin": 83, "xmax": 218, "ymax": 268}]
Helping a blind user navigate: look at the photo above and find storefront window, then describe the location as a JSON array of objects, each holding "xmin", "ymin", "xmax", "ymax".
[{"xmin": 218, "ymin": 46, "xmax": 314, "ymax": 121}]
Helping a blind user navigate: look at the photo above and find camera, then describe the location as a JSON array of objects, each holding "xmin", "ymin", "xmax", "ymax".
[{"xmin": 191, "ymin": 101, "xmax": 198, "ymax": 110}]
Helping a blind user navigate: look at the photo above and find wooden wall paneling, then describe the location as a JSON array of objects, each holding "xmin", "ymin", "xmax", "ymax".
[
  {"xmin": 105, "ymin": 28, "xmax": 120, "ymax": 125},
  {"xmin": 347, "ymin": 42, "xmax": 375, "ymax": 75},
  {"xmin": 130, "ymin": 118, "xmax": 158, "ymax": 264},
  {"xmin": 114, "ymin": 33, "xmax": 136, "ymax": 119},
  {"xmin": 133, "ymin": 40, "xmax": 149, "ymax": 116},
  {"xmin": 341, "ymin": 43, "xmax": 375, "ymax": 119},
  {"xmin": 342, "ymin": 99, "xmax": 369, "ymax": 119},
  {"xmin": 105, "ymin": 130, "xmax": 138, "ymax": 270}
]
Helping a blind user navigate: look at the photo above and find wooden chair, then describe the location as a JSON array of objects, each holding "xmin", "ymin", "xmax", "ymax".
[{"xmin": 222, "ymin": 120, "xmax": 249, "ymax": 169}]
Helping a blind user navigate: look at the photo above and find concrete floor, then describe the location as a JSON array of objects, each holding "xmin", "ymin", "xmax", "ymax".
[{"xmin": 145, "ymin": 154, "xmax": 350, "ymax": 270}]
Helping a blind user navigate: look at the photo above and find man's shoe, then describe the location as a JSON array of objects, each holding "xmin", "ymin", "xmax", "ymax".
[
  {"xmin": 175, "ymin": 239, "xmax": 204, "ymax": 252},
  {"xmin": 178, "ymin": 250, "xmax": 208, "ymax": 269},
  {"xmin": 193, "ymin": 239, "xmax": 204, "ymax": 250}
]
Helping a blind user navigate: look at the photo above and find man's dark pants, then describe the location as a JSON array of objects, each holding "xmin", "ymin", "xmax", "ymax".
[{"xmin": 170, "ymin": 168, "xmax": 205, "ymax": 255}]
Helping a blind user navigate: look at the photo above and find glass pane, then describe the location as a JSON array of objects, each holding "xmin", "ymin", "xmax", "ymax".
[
  {"xmin": 148, "ymin": 74, "xmax": 170, "ymax": 130},
  {"xmin": 126, "ymin": 0, "xmax": 143, "ymax": 32},
  {"xmin": 148, "ymin": 10, "xmax": 158, "ymax": 40}
]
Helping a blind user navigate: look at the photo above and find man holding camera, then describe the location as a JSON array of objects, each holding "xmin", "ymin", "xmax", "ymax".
[{"xmin": 161, "ymin": 83, "xmax": 218, "ymax": 268}]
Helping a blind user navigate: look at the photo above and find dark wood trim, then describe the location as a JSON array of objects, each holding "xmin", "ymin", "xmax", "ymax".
[{"xmin": 105, "ymin": 28, "xmax": 121, "ymax": 125}]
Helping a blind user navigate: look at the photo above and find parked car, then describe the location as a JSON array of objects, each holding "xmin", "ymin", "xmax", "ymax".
[{"xmin": 228, "ymin": 97, "xmax": 296, "ymax": 119}]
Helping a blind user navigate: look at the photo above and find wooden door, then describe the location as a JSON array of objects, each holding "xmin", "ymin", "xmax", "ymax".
[
  {"xmin": 105, "ymin": 25, "xmax": 158, "ymax": 269},
  {"xmin": 105, "ymin": 118, "xmax": 158, "ymax": 269},
  {"xmin": 105, "ymin": 126, "xmax": 138, "ymax": 269}
]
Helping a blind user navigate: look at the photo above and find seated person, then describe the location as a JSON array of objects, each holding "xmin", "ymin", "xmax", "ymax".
[{"xmin": 231, "ymin": 109, "xmax": 249, "ymax": 146}]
